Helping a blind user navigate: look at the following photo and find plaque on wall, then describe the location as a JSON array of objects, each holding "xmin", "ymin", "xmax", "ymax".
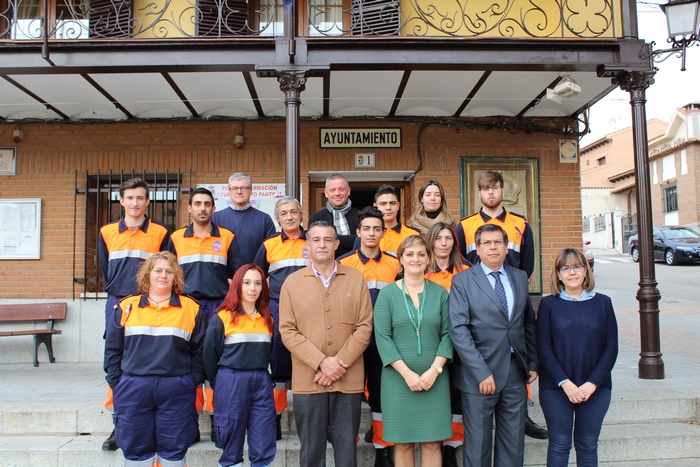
[{"xmin": 0, "ymin": 148, "xmax": 17, "ymax": 175}]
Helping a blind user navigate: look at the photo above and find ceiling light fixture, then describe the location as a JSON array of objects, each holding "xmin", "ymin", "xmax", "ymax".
[{"xmin": 546, "ymin": 74, "xmax": 582, "ymax": 104}]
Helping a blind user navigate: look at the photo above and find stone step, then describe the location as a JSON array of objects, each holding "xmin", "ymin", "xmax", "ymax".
[
  {"xmin": 1, "ymin": 390, "xmax": 697, "ymax": 436},
  {"xmin": 1, "ymin": 422, "xmax": 699, "ymax": 467}
]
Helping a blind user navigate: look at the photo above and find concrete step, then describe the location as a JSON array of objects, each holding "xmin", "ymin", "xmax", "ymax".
[
  {"xmin": 1, "ymin": 422, "xmax": 699, "ymax": 467},
  {"xmin": 1, "ymin": 391, "xmax": 697, "ymax": 437}
]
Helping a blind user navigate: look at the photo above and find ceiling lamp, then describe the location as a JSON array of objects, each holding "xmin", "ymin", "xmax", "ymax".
[{"xmin": 545, "ymin": 75, "xmax": 582, "ymax": 104}]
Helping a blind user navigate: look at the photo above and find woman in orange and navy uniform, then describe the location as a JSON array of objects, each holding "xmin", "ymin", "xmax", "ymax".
[
  {"xmin": 104, "ymin": 251, "xmax": 205, "ymax": 467},
  {"xmin": 203, "ymin": 264, "xmax": 276, "ymax": 467},
  {"xmin": 425, "ymin": 222, "xmax": 471, "ymax": 467}
]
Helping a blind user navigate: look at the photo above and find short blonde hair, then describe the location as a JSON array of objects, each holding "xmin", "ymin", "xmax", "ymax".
[
  {"xmin": 396, "ymin": 235, "xmax": 431, "ymax": 275},
  {"xmin": 136, "ymin": 251, "xmax": 185, "ymax": 296},
  {"xmin": 549, "ymin": 248, "xmax": 595, "ymax": 296}
]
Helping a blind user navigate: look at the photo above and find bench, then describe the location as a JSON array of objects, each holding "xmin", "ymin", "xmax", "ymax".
[{"xmin": 0, "ymin": 303, "xmax": 67, "ymax": 367}]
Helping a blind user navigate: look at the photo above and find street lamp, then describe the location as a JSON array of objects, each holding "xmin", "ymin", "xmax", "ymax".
[{"xmin": 648, "ymin": 0, "xmax": 700, "ymax": 70}]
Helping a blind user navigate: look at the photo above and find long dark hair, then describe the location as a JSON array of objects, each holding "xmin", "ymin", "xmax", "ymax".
[{"xmin": 219, "ymin": 264, "xmax": 273, "ymax": 331}]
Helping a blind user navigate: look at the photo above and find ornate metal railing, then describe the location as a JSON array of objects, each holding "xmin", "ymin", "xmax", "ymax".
[{"xmin": 0, "ymin": 0, "xmax": 623, "ymax": 40}]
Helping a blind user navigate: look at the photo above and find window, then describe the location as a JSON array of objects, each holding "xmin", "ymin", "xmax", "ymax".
[
  {"xmin": 74, "ymin": 172, "xmax": 184, "ymax": 298},
  {"xmin": 597, "ymin": 156, "xmax": 606, "ymax": 166},
  {"xmin": 663, "ymin": 186, "xmax": 678, "ymax": 213},
  {"xmin": 7, "ymin": 0, "xmax": 90, "ymax": 39}
]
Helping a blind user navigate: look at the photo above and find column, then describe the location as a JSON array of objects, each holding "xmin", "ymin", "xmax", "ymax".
[
  {"xmin": 615, "ymin": 70, "xmax": 664, "ymax": 379},
  {"xmin": 278, "ymin": 71, "xmax": 307, "ymax": 201}
]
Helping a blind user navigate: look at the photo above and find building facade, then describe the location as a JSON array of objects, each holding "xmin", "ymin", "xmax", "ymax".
[{"xmin": 0, "ymin": 0, "xmax": 655, "ymax": 363}]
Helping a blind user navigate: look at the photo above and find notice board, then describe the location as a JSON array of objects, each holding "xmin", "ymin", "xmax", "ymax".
[{"xmin": 0, "ymin": 198, "xmax": 42, "ymax": 259}]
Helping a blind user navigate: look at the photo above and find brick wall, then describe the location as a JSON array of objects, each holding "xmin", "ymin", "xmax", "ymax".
[{"xmin": 0, "ymin": 119, "xmax": 582, "ymax": 298}]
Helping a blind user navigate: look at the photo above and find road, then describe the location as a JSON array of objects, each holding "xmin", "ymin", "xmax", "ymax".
[{"xmin": 588, "ymin": 254, "xmax": 700, "ymax": 362}]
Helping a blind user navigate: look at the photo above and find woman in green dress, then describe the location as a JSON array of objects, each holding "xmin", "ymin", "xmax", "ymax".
[{"xmin": 374, "ymin": 235, "xmax": 453, "ymax": 467}]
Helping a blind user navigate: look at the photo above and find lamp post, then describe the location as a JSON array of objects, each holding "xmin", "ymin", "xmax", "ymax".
[{"xmin": 646, "ymin": 0, "xmax": 700, "ymax": 70}]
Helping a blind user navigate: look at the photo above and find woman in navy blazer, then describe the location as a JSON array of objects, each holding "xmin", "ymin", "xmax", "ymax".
[{"xmin": 536, "ymin": 248, "xmax": 618, "ymax": 467}]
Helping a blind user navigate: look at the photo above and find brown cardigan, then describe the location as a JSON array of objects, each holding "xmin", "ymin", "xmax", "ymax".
[{"xmin": 279, "ymin": 263, "xmax": 373, "ymax": 394}]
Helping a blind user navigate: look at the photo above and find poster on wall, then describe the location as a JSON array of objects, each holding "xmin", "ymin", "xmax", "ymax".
[
  {"xmin": 0, "ymin": 198, "xmax": 41, "ymax": 260},
  {"xmin": 197, "ymin": 183, "xmax": 285, "ymax": 228}
]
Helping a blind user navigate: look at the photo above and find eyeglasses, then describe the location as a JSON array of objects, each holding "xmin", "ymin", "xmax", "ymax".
[
  {"xmin": 558, "ymin": 264, "xmax": 585, "ymax": 274},
  {"xmin": 479, "ymin": 185, "xmax": 503, "ymax": 192},
  {"xmin": 479, "ymin": 240, "xmax": 505, "ymax": 247},
  {"xmin": 229, "ymin": 186, "xmax": 251, "ymax": 192}
]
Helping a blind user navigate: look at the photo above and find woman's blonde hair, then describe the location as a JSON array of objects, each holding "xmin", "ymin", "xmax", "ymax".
[
  {"xmin": 396, "ymin": 235, "xmax": 431, "ymax": 275},
  {"xmin": 550, "ymin": 248, "xmax": 595, "ymax": 296},
  {"xmin": 136, "ymin": 251, "xmax": 185, "ymax": 296}
]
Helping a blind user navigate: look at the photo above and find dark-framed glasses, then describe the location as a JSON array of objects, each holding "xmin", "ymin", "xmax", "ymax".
[{"xmin": 558, "ymin": 264, "xmax": 585, "ymax": 274}]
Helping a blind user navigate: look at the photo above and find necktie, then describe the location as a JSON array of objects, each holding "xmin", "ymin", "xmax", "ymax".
[{"xmin": 490, "ymin": 271, "xmax": 509, "ymax": 319}]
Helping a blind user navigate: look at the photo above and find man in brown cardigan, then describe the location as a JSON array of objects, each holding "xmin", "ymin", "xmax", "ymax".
[{"xmin": 279, "ymin": 220, "xmax": 373, "ymax": 467}]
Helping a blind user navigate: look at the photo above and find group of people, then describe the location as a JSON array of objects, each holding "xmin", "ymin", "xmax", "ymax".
[{"xmin": 100, "ymin": 171, "xmax": 618, "ymax": 467}]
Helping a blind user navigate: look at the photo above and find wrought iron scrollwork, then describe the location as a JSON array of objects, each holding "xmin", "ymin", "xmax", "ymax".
[
  {"xmin": 0, "ymin": 0, "xmax": 621, "ymax": 40},
  {"xmin": 308, "ymin": 0, "xmax": 618, "ymax": 38}
]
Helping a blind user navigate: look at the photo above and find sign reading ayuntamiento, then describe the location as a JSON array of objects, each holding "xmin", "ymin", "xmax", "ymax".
[{"xmin": 320, "ymin": 128, "xmax": 401, "ymax": 148}]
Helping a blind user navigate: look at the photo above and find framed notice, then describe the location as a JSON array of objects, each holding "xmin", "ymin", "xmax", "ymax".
[
  {"xmin": 0, "ymin": 148, "xmax": 17, "ymax": 175},
  {"xmin": 0, "ymin": 198, "xmax": 42, "ymax": 259},
  {"xmin": 460, "ymin": 158, "xmax": 541, "ymax": 294}
]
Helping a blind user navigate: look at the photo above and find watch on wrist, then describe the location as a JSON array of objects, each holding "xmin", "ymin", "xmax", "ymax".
[{"xmin": 433, "ymin": 365, "xmax": 443, "ymax": 375}]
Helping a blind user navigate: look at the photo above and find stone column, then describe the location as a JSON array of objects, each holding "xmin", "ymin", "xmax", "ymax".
[
  {"xmin": 278, "ymin": 71, "xmax": 307, "ymax": 200},
  {"xmin": 615, "ymin": 70, "xmax": 665, "ymax": 379}
]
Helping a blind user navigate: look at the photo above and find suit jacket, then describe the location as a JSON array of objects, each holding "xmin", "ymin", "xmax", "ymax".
[{"xmin": 448, "ymin": 264, "xmax": 537, "ymax": 395}]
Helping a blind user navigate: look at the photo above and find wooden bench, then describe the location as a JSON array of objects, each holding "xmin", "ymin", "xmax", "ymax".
[{"xmin": 0, "ymin": 303, "xmax": 67, "ymax": 367}]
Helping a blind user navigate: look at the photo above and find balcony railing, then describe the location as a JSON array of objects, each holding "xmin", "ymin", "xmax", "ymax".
[{"xmin": 0, "ymin": 0, "xmax": 624, "ymax": 41}]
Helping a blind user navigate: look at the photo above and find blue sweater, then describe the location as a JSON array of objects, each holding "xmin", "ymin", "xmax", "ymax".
[
  {"xmin": 536, "ymin": 293, "xmax": 618, "ymax": 391},
  {"xmin": 212, "ymin": 206, "xmax": 277, "ymax": 266}
]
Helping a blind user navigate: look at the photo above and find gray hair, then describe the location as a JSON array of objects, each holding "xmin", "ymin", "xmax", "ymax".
[
  {"xmin": 308, "ymin": 220, "xmax": 338, "ymax": 241},
  {"xmin": 325, "ymin": 173, "xmax": 349, "ymax": 190},
  {"xmin": 228, "ymin": 172, "xmax": 252, "ymax": 187},
  {"xmin": 274, "ymin": 196, "xmax": 302, "ymax": 219}
]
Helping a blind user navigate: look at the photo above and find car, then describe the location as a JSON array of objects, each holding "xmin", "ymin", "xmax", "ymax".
[
  {"xmin": 628, "ymin": 226, "xmax": 700, "ymax": 265},
  {"xmin": 583, "ymin": 240, "xmax": 594, "ymax": 271}
]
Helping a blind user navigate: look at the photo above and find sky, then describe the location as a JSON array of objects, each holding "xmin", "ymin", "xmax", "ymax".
[{"xmin": 580, "ymin": 1, "xmax": 700, "ymax": 146}]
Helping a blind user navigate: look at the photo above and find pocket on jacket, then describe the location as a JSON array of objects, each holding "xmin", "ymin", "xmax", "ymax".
[{"xmin": 340, "ymin": 297, "xmax": 360, "ymax": 325}]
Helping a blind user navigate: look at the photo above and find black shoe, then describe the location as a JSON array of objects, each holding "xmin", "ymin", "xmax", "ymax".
[
  {"xmin": 276, "ymin": 414, "xmax": 283, "ymax": 441},
  {"xmin": 374, "ymin": 446, "xmax": 394, "ymax": 467},
  {"xmin": 364, "ymin": 426, "xmax": 374, "ymax": 443},
  {"xmin": 209, "ymin": 415, "xmax": 222, "ymax": 448},
  {"xmin": 525, "ymin": 415, "xmax": 548, "ymax": 439},
  {"xmin": 101, "ymin": 429, "xmax": 118, "ymax": 451},
  {"xmin": 442, "ymin": 445, "xmax": 459, "ymax": 467}
]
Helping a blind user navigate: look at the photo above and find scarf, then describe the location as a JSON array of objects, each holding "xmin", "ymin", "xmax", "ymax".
[
  {"xmin": 327, "ymin": 200, "xmax": 352, "ymax": 236},
  {"xmin": 408, "ymin": 210, "xmax": 456, "ymax": 236}
]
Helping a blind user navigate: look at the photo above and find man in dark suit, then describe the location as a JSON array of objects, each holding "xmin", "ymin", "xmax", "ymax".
[{"xmin": 448, "ymin": 224, "xmax": 538, "ymax": 467}]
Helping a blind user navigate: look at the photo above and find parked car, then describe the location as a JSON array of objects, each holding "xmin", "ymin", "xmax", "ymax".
[
  {"xmin": 583, "ymin": 240, "xmax": 594, "ymax": 271},
  {"xmin": 628, "ymin": 226, "xmax": 700, "ymax": 265}
]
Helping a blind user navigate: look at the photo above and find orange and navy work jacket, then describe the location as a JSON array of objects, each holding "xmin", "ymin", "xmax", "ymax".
[
  {"xmin": 171, "ymin": 223, "xmax": 241, "ymax": 300},
  {"xmin": 98, "ymin": 217, "xmax": 175, "ymax": 298},
  {"xmin": 455, "ymin": 209, "xmax": 534, "ymax": 277},
  {"xmin": 351, "ymin": 223, "xmax": 420, "ymax": 258},
  {"xmin": 425, "ymin": 260, "xmax": 471, "ymax": 292},
  {"xmin": 380, "ymin": 224, "xmax": 421, "ymax": 257},
  {"xmin": 202, "ymin": 310, "xmax": 273, "ymax": 386},
  {"xmin": 254, "ymin": 229, "xmax": 310, "ymax": 300},
  {"xmin": 104, "ymin": 293, "xmax": 205, "ymax": 388},
  {"xmin": 339, "ymin": 249, "xmax": 399, "ymax": 306}
]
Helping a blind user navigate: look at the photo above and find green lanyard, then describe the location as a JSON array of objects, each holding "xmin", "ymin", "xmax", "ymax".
[{"xmin": 401, "ymin": 279, "xmax": 426, "ymax": 355}]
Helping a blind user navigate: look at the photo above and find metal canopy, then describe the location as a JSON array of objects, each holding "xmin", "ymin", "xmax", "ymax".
[{"xmin": 0, "ymin": 37, "xmax": 646, "ymax": 122}]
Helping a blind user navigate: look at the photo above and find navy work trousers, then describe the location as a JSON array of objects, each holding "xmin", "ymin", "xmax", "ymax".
[
  {"xmin": 113, "ymin": 373, "xmax": 198, "ymax": 463},
  {"xmin": 213, "ymin": 367, "xmax": 276, "ymax": 467}
]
